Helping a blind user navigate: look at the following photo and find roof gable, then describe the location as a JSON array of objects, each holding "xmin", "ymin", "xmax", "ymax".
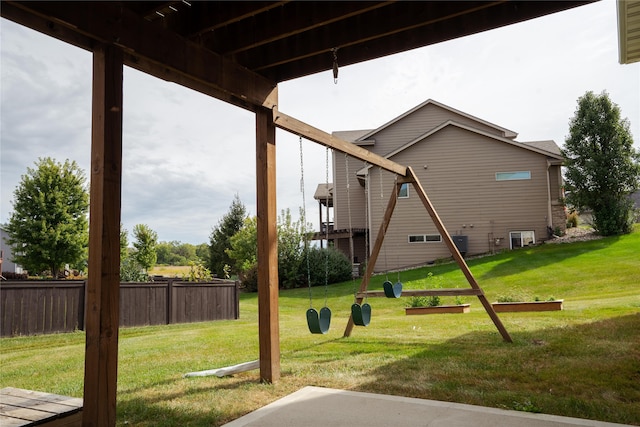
[
  {"xmin": 357, "ymin": 120, "xmax": 562, "ymax": 174},
  {"xmin": 356, "ymin": 99, "xmax": 518, "ymax": 142},
  {"xmin": 388, "ymin": 120, "xmax": 562, "ymax": 159}
]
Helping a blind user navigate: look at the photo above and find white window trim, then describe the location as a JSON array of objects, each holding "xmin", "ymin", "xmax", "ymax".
[
  {"xmin": 509, "ymin": 231, "xmax": 535, "ymax": 249},
  {"xmin": 408, "ymin": 234, "xmax": 442, "ymax": 243}
]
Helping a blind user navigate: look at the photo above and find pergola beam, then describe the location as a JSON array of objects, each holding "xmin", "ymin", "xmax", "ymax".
[{"xmin": 1, "ymin": 1, "xmax": 278, "ymax": 112}]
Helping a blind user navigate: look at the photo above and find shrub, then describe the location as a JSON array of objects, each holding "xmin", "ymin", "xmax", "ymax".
[
  {"xmin": 566, "ymin": 210, "xmax": 579, "ymax": 228},
  {"xmin": 1, "ymin": 271, "xmax": 28, "ymax": 280},
  {"xmin": 120, "ymin": 257, "xmax": 149, "ymax": 282},
  {"xmin": 182, "ymin": 261, "xmax": 212, "ymax": 282},
  {"xmin": 240, "ymin": 265, "xmax": 258, "ymax": 292},
  {"xmin": 298, "ymin": 246, "xmax": 352, "ymax": 288}
]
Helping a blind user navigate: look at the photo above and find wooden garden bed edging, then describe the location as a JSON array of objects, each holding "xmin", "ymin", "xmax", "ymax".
[
  {"xmin": 405, "ymin": 304, "xmax": 470, "ymax": 315},
  {"xmin": 491, "ymin": 300, "xmax": 563, "ymax": 313}
]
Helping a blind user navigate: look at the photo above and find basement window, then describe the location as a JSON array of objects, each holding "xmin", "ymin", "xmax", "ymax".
[
  {"xmin": 408, "ymin": 234, "xmax": 441, "ymax": 243},
  {"xmin": 510, "ymin": 231, "xmax": 535, "ymax": 249}
]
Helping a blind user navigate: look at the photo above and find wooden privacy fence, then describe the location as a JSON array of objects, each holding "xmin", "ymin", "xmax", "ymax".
[{"xmin": 1, "ymin": 278, "xmax": 240, "ymax": 337}]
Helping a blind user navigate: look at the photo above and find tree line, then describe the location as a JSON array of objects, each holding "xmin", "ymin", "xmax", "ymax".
[{"xmin": 3, "ymin": 91, "xmax": 638, "ymax": 281}]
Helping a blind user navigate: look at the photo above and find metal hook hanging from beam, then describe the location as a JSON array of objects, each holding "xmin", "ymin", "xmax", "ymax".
[{"xmin": 332, "ymin": 47, "xmax": 339, "ymax": 84}]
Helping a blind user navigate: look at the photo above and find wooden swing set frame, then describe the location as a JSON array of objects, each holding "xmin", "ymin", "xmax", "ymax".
[{"xmin": 272, "ymin": 108, "xmax": 512, "ymax": 343}]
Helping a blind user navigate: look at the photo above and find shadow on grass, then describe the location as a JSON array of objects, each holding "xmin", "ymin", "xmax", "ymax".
[
  {"xmin": 274, "ymin": 236, "xmax": 623, "ymax": 302},
  {"xmin": 352, "ymin": 313, "xmax": 640, "ymax": 425},
  {"xmin": 113, "ymin": 314, "xmax": 639, "ymax": 426},
  {"xmin": 117, "ymin": 376, "xmax": 261, "ymax": 427},
  {"xmin": 477, "ymin": 236, "xmax": 618, "ymax": 281}
]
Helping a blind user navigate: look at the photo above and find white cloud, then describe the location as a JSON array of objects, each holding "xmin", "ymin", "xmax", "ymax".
[{"xmin": 2, "ymin": 0, "xmax": 638, "ymax": 244}]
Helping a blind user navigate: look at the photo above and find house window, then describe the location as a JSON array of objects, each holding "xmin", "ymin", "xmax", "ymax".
[
  {"xmin": 398, "ymin": 183, "xmax": 409, "ymax": 198},
  {"xmin": 510, "ymin": 231, "xmax": 535, "ymax": 249},
  {"xmin": 496, "ymin": 171, "xmax": 531, "ymax": 181},
  {"xmin": 408, "ymin": 234, "xmax": 441, "ymax": 243}
]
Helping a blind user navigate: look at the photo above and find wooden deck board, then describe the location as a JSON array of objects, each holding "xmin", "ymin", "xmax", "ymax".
[{"xmin": 0, "ymin": 387, "xmax": 82, "ymax": 427}]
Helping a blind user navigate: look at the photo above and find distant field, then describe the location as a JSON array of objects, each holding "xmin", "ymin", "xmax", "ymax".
[{"xmin": 148, "ymin": 265, "xmax": 192, "ymax": 277}]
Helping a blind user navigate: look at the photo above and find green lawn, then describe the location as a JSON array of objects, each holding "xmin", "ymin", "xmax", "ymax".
[{"xmin": 1, "ymin": 227, "xmax": 639, "ymax": 426}]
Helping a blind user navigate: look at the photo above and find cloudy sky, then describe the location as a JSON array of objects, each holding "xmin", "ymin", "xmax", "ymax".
[{"xmin": 1, "ymin": 1, "xmax": 638, "ymax": 245}]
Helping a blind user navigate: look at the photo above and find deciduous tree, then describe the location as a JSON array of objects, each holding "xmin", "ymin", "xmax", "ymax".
[
  {"xmin": 132, "ymin": 224, "xmax": 158, "ymax": 272},
  {"xmin": 4, "ymin": 158, "xmax": 89, "ymax": 277},
  {"xmin": 563, "ymin": 91, "xmax": 639, "ymax": 235}
]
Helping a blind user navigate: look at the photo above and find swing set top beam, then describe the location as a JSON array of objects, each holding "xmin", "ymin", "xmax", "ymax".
[{"xmin": 273, "ymin": 108, "xmax": 408, "ymax": 176}]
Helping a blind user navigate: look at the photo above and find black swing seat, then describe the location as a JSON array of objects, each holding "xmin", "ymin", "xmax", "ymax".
[
  {"xmin": 351, "ymin": 302, "xmax": 371, "ymax": 326},
  {"xmin": 383, "ymin": 280, "xmax": 403, "ymax": 298},
  {"xmin": 307, "ymin": 307, "xmax": 331, "ymax": 334}
]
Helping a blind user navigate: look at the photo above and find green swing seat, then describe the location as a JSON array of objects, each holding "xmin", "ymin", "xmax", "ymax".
[
  {"xmin": 383, "ymin": 280, "xmax": 403, "ymax": 298},
  {"xmin": 307, "ymin": 307, "xmax": 331, "ymax": 334},
  {"xmin": 351, "ymin": 302, "xmax": 371, "ymax": 326}
]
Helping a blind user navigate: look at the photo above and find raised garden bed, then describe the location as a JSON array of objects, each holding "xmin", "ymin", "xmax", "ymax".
[
  {"xmin": 405, "ymin": 304, "xmax": 470, "ymax": 315},
  {"xmin": 491, "ymin": 300, "xmax": 563, "ymax": 312}
]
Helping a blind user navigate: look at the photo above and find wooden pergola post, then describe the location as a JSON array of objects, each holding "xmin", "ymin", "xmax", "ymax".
[
  {"xmin": 83, "ymin": 43, "xmax": 123, "ymax": 426},
  {"xmin": 256, "ymin": 107, "xmax": 280, "ymax": 383}
]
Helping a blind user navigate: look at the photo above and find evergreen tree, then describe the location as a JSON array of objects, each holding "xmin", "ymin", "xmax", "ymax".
[
  {"xmin": 4, "ymin": 158, "xmax": 89, "ymax": 277},
  {"xmin": 208, "ymin": 194, "xmax": 246, "ymax": 277},
  {"xmin": 563, "ymin": 91, "xmax": 639, "ymax": 235}
]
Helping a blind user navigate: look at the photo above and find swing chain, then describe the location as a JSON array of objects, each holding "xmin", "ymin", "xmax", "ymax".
[
  {"xmin": 324, "ymin": 147, "xmax": 330, "ymax": 307},
  {"xmin": 345, "ymin": 154, "xmax": 361, "ymax": 302},
  {"xmin": 379, "ymin": 166, "xmax": 389, "ymax": 282},
  {"xmin": 299, "ymin": 136, "xmax": 313, "ymax": 309},
  {"xmin": 363, "ymin": 162, "xmax": 369, "ymax": 303}
]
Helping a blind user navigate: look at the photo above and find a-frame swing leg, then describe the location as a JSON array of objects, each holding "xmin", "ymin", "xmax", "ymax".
[
  {"xmin": 405, "ymin": 167, "xmax": 512, "ymax": 343},
  {"xmin": 344, "ymin": 181, "xmax": 401, "ymax": 337}
]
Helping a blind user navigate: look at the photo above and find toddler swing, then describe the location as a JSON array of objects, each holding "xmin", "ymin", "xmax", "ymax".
[
  {"xmin": 381, "ymin": 173, "xmax": 403, "ymax": 299},
  {"xmin": 301, "ymin": 138, "xmax": 331, "ymax": 334},
  {"xmin": 345, "ymin": 154, "xmax": 371, "ymax": 327}
]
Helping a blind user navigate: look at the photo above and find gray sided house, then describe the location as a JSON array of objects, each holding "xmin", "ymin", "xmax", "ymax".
[
  {"xmin": 1, "ymin": 227, "xmax": 24, "ymax": 276},
  {"xmin": 314, "ymin": 99, "xmax": 565, "ymax": 272}
]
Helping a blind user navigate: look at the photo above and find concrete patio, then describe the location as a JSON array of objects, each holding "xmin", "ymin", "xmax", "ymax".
[{"xmin": 222, "ymin": 386, "xmax": 631, "ymax": 427}]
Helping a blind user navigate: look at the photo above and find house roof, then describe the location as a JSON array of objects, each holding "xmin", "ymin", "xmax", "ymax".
[
  {"xmin": 356, "ymin": 120, "xmax": 563, "ymax": 175},
  {"xmin": 356, "ymin": 99, "xmax": 519, "ymax": 142},
  {"xmin": 520, "ymin": 140, "xmax": 563, "ymax": 156},
  {"xmin": 313, "ymin": 183, "xmax": 334, "ymax": 207},
  {"xmin": 332, "ymin": 130, "xmax": 374, "ymax": 144},
  {"xmin": 618, "ymin": 0, "xmax": 640, "ymax": 64}
]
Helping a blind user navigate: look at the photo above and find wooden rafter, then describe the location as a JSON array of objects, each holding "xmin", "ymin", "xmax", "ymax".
[{"xmin": 219, "ymin": 2, "xmax": 394, "ymax": 56}]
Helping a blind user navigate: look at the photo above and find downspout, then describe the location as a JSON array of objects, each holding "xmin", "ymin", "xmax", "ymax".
[
  {"xmin": 366, "ymin": 170, "xmax": 372, "ymax": 261},
  {"xmin": 546, "ymin": 159, "xmax": 553, "ymax": 229}
]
